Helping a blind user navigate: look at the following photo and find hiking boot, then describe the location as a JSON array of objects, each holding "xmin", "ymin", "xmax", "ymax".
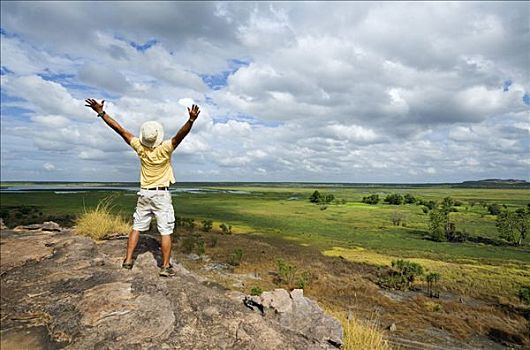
[
  {"xmin": 159, "ymin": 265, "xmax": 176, "ymax": 277},
  {"xmin": 122, "ymin": 259, "xmax": 133, "ymax": 270}
]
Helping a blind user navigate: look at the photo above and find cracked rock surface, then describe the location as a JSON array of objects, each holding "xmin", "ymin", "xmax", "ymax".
[{"xmin": 1, "ymin": 227, "xmax": 342, "ymax": 349}]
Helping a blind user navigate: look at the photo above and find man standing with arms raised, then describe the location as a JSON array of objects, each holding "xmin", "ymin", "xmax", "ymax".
[{"xmin": 85, "ymin": 98, "xmax": 200, "ymax": 277}]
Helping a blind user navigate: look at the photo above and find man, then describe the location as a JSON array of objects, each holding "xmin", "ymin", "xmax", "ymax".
[{"xmin": 85, "ymin": 98, "xmax": 200, "ymax": 277}]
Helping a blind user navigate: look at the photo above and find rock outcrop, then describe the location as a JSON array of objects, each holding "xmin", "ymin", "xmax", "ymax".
[{"xmin": 0, "ymin": 226, "xmax": 342, "ymax": 349}]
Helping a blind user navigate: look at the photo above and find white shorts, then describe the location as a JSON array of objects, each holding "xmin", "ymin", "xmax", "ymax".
[{"xmin": 132, "ymin": 189, "xmax": 175, "ymax": 235}]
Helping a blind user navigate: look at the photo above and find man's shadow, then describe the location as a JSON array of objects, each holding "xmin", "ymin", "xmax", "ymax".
[{"xmin": 128, "ymin": 222, "xmax": 176, "ymax": 267}]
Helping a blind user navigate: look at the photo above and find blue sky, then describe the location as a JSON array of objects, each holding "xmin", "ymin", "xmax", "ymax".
[{"xmin": 0, "ymin": 2, "xmax": 528, "ymax": 183}]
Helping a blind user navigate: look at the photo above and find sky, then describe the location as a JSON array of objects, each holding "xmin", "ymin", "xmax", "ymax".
[{"xmin": 0, "ymin": 1, "xmax": 529, "ymax": 183}]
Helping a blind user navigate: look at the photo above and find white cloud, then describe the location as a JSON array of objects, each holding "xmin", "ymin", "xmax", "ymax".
[
  {"xmin": 43, "ymin": 162, "xmax": 56, "ymax": 171},
  {"xmin": 0, "ymin": 2, "xmax": 528, "ymax": 182}
]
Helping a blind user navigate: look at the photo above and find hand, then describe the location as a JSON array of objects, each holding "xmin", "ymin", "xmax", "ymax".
[
  {"xmin": 188, "ymin": 104, "xmax": 200, "ymax": 121},
  {"xmin": 85, "ymin": 98, "xmax": 105, "ymax": 114}
]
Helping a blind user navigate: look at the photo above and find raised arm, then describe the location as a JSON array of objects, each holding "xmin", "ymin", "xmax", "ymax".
[
  {"xmin": 172, "ymin": 104, "xmax": 200, "ymax": 149},
  {"xmin": 85, "ymin": 99, "xmax": 134, "ymax": 144}
]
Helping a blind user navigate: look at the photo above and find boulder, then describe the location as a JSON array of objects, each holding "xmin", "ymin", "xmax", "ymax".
[
  {"xmin": 244, "ymin": 288, "xmax": 343, "ymax": 348},
  {"xmin": 1, "ymin": 230, "xmax": 343, "ymax": 349}
]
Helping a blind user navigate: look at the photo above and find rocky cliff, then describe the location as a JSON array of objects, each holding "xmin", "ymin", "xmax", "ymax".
[{"xmin": 0, "ymin": 224, "xmax": 342, "ymax": 349}]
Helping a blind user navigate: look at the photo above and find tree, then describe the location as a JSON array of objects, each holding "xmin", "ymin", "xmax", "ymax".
[
  {"xmin": 429, "ymin": 209, "xmax": 449, "ymax": 242},
  {"xmin": 426, "ymin": 272, "xmax": 441, "ymax": 298},
  {"xmin": 362, "ymin": 194, "xmax": 379, "ymax": 205},
  {"xmin": 488, "ymin": 203, "xmax": 502, "ymax": 216},
  {"xmin": 309, "ymin": 190, "xmax": 321, "ymax": 203},
  {"xmin": 440, "ymin": 197, "xmax": 455, "ymax": 214},
  {"xmin": 384, "ymin": 193, "xmax": 404, "ymax": 205},
  {"xmin": 404, "ymin": 193, "xmax": 416, "ymax": 204},
  {"xmin": 497, "ymin": 209, "xmax": 529, "ymax": 246}
]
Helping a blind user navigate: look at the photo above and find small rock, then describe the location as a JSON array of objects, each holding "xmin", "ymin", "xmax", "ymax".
[
  {"xmin": 13, "ymin": 221, "xmax": 62, "ymax": 232},
  {"xmin": 269, "ymin": 289, "xmax": 293, "ymax": 313},
  {"xmin": 389, "ymin": 323, "xmax": 397, "ymax": 332},
  {"xmin": 0, "ymin": 218, "xmax": 7, "ymax": 230},
  {"xmin": 187, "ymin": 253, "xmax": 200, "ymax": 261},
  {"xmin": 41, "ymin": 221, "xmax": 62, "ymax": 231}
]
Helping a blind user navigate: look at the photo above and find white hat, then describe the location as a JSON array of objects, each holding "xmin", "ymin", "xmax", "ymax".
[{"xmin": 139, "ymin": 121, "xmax": 164, "ymax": 148}]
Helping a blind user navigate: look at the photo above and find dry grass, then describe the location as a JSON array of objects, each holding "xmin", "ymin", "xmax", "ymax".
[
  {"xmin": 326, "ymin": 307, "xmax": 393, "ymax": 350},
  {"xmin": 75, "ymin": 196, "xmax": 130, "ymax": 240}
]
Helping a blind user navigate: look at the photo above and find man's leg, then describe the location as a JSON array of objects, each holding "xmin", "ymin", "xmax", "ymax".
[
  {"xmin": 161, "ymin": 235, "xmax": 172, "ymax": 268},
  {"xmin": 124, "ymin": 229, "xmax": 140, "ymax": 264}
]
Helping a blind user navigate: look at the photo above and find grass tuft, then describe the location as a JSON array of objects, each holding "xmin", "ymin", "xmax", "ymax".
[
  {"xmin": 327, "ymin": 309, "xmax": 392, "ymax": 350},
  {"xmin": 75, "ymin": 196, "xmax": 130, "ymax": 240}
]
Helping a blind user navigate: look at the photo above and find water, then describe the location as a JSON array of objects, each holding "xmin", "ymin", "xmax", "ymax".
[{"xmin": 0, "ymin": 185, "xmax": 252, "ymax": 195}]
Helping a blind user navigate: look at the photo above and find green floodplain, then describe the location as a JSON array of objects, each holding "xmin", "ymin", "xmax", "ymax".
[{"xmin": 1, "ymin": 182, "xmax": 529, "ymax": 300}]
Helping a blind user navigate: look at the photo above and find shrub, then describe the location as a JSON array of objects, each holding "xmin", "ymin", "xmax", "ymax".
[
  {"xmin": 429, "ymin": 209, "xmax": 448, "ymax": 242},
  {"xmin": 362, "ymin": 194, "xmax": 379, "ymax": 205},
  {"xmin": 487, "ymin": 203, "xmax": 502, "ymax": 216},
  {"xmin": 497, "ymin": 209, "xmax": 529, "ymax": 245},
  {"xmin": 426, "ymin": 272, "xmax": 441, "ymax": 298},
  {"xmin": 228, "ymin": 248, "xmax": 243, "ymax": 266},
  {"xmin": 309, "ymin": 190, "xmax": 322, "ymax": 203},
  {"xmin": 518, "ymin": 286, "xmax": 530, "ymax": 305},
  {"xmin": 391, "ymin": 211, "xmax": 403, "ymax": 226},
  {"xmin": 176, "ymin": 217, "xmax": 195, "ymax": 230},
  {"xmin": 181, "ymin": 235, "xmax": 197, "ymax": 254},
  {"xmin": 384, "ymin": 193, "xmax": 403, "ymax": 205},
  {"xmin": 207, "ymin": 235, "xmax": 218, "ymax": 248},
  {"xmin": 422, "ymin": 206, "xmax": 429, "ymax": 214},
  {"xmin": 196, "ymin": 238, "xmax": 206, "ymax": 256},
  {"xmin": 404, "ymin": 194, "xmax": 416, "ymax": 204},
  {"xmin": 309, "ymin": 190, "xmax": 335, "ymax": 205},
  {"xmin": 441, "ymin": 197, "xmax": 455, "ymax": 210},
  {"xmin": 75, "ymin": 196, "xmax": 130, "ymax": 240},
  {"xmin": 378, "ymin": 259, "xmax": 424, "ymax": 291},
  {"xmin": 250, "ymin": 286, "xmax": 263, "ymax": 296},
  {"xmin": 296, "ymin": 271, "xmax": 312, "ymax": 289},
  {"xmin": 425, "ymin": 200, "xmax": 437, "ymax": 210},
  {"xmin": 276, "ymin": 259, "xmax": 298, "ymax": 289},
  {"xmin": 220, "ymin": 223, "xmax": 232, "ymax": 234},
  {"xmin": 201, "ymin": 219, "xmax": 213, "ymax": 232}
]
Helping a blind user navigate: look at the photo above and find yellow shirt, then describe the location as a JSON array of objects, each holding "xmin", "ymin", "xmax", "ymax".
[{"xmin": 130, "ymin": 137, "xmax": 175, "ymax": 188}]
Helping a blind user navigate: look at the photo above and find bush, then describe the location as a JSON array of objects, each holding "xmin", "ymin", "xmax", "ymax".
[
  {"xmin": 362, "ymin": 194, "xmax": 379, "ymax": 205},
  {"xmin": 426, "ymin": 272, "xmax": 441, "ymax": 298},
  {"xmin": 487, "ymin": 203, "xmax": 501, "ymax": 216},
  {"xmin": 228, "ymin": 248, "xmax": 243, "ymax": 266},
  {"xmin": 497, "ymin": 209, "xmax": 529, "ymax": 245},
  {"xmin": 196, "ymin": 238, "xmax": 206, "ymax": 256},
  {"xmin": 429, "ymin": 209, "xmax": 448, "ymax": 241},
  {"xmin": 201, "ymin": 219, "xmax": 213, "ymax": 232},
  {"xmin": 309, "ymin": 190, "xmax": 335, "ymax": 205},
  {"xmin": 181, "ymin": 235, "xmax": 197, "ymax": 254},
  {"xmin": 296, "ymin": 271, "xmax": 312, "ymax": 289},
  {"xmin": 404, "ymin": 194, "xmax": 416, "ymax": 204},
  {"xmin": 422, "ymin": 206, "xmax": 429, "ymax": 214},
  {"xmin": 176, "ymin": 217, "xmax": 195, "ymax": 230},
  {"xmin": 309, "ymin": 190, "xmax": 322, "ymax": 203},
  {"xmin": 276, "ymin": 259, "xmax": 297, "ymax": 289},
  {"xmin": 220, "ymin": 223, "xmax": 232, "ymax": 234},
  {"xmin": 75, "ymin": 197, "xmax": 130, "ymax": 240},
  {"xmin": 518, "ymin": 286, "xmax": 530, "ymax": 305},
  {"xmin": 250, "ymin": 286, "xmax": 263, "ymax": 296},
  {"xmin": 378, "ymin": 259, "xmax": 424, "ymax": 291},
  {"xmin": 207, "ymin": 235, "xmax": 218, "ymax": 248},
  {"xmin": 384, "ymin": 193, "xmax": 403, "ymax": 205},
  {"xmin": 424, "ymin": 200, "xmax": 437, "ymax": 210},
  {"xmin": 391, "ymin": 211, "xmax": 403, "ymax": 226}
]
